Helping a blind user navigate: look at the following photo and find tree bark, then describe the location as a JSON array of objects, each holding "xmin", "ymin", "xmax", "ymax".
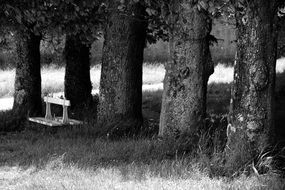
[
  {"xmin": 159, "ymin": 2, "xmax": 213, "ymax": 138},
  {"xmin": 277, "ymin": 17, "xmax": 285, "ymax": 58},
  {"xmin": 13, "ymin": 30, "xmax": 42, "ymax": 117},
  {"xmin": 225, "ymin": 0, "xmax": 279, "ymax": 171},
  {"xmin": 64, "ymin": 34, "xmax": 92, "ymax": 109},
  {"xmin": 98, "ymin": 0, "xmax": 147, "ymax": 133}
]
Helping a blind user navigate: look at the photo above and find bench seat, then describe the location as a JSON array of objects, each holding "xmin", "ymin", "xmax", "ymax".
[
  {"xmin": 28, "ymin": 96, "xmax": 83, "ymax": 126},
  {"xmin": 29, "ymin": 117, "xmax": 83, "ymax": 127}
]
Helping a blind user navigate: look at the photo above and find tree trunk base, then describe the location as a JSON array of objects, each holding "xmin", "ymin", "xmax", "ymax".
[{"xmin": 98, "ymin": 117, "xmax": 143, "ymax": 140}]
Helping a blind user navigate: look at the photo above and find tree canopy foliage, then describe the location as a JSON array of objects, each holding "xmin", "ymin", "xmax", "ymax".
[{"xmin": 1, "ymin": 0, "xmax": 104, "ymax": 43}]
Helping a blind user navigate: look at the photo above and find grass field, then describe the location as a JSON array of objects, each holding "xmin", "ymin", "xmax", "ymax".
[
  {"xmin": 0, "ymin": 131, "xmax": 284, "ymax": 190},
  {"xmin": 1, "ymin": 59, "xmax": 285, "ymax": 189},
  {"xmin": 0, "ymin": 63, "xmax": 165, "ymax": 99},
  {"xmin": 1, "ymin": 58, "xmax": 284, "ymax": 98},
  {"xmin": 0, "ymin": 58, "xmax": 284, "ymax": 111}
]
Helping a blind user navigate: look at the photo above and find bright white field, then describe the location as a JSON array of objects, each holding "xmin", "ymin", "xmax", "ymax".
[
  {"xmin": 0, "ymin": 58, "xmax": 285, "ymax": 111},
  {"xmin": 0, "ymin": 156, "xmax": 283, "ymax": 190}
]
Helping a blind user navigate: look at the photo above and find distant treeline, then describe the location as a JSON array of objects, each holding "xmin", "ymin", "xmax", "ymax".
[
  {"xmin": 0, "ymin": 37, "xmax": 234, "ymax": 69},
  {"xmin": 1, "ymin": 19, "xmax": 284, "ymax": 70}
]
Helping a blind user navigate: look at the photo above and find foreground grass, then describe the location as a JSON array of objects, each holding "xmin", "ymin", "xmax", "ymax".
[
  {"xmin": 0, "ymin": 131, "xmax": 284, "ymax": 190},
  {"xmin": 1, "ymin": 162, "xmax": 283, "ymax": 190}
]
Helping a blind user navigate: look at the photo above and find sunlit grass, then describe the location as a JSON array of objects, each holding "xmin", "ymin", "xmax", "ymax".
[
  {"xmin": 0, "ymin": 63, "xmax": 165, "ymax": 99},
  {"xmin": 1, "ymin": 59, "xmax": 284, "ymax": 111},
  {"xmin": 143, "ymin": 62, "xmax": 165, "ymax": 85},
  {"xmin": 0, "ymin": 133, "xmax": 284, "ymax": 190},
  {"xmin": 0, "ymin": 67, "xmax": 14, "ymax": 98},
  {"xmin": 1, "ymin": 58, "xmax": 285, "ymax": 99},
  {"xmin": 209, "ymin": 64, "xmax": 234, "ymax": 84},
  {"xmin": 1, "ymin": 162, "xmax": 283, "ymax": 190}
]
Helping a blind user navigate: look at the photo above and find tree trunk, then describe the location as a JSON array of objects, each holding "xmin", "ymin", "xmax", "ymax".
[
  {"xmin": 277, "ymin": 17, "xmax": 285, "ymax": 58},
  {"xmin": 64, "ymin": 34, "xmax": 92, "ymax": 109},
  {"xmin": 13, "ymin": 31, "xmax": 42, "ymax": 117},
  {"xmin": 159, "ymin": 2, "xmax": 213, "ymax": 138},
  {"xmin": 98, "ymin": 1, "xmax": 147, "ymax": 134},
  {"xmin": 225, "ymin": 0, "xmax": 278, "ymax": 172}
]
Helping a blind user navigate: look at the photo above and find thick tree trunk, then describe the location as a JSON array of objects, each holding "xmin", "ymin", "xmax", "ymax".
[
  {"xmin": 159, "ymin": 2, "xmax": 213, "ymax": 138},
  {"xmin": 98, "ymin": 1, "xmax": 147, "ymax": 133},
  {"xmin": 13, "ymin": 31, "xmax": 42, "ymax": 117},
  {"xmin": 225, "ymin": 0, "xmax": 278, "ymax": 171},
  {"xmin": 64, "ymin": 34, "xmax": 92, "ymax": 109},
  {"xmin": 277, "ymin": 18, "xmax": 285, "ymax": 58}
]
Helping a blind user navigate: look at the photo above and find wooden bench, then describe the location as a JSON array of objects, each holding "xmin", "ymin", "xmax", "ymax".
[{"xmin": 28, "ymin": 96, "xmax": 83, "ymax": 126}]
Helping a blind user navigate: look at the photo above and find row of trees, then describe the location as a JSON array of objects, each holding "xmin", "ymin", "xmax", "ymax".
[
  {"xmin": 1, "ymin": 0, "xmax": 102, "ymax": 114},
  {"xmin": 0, "ymin": 0, "xmax": 284, "ymax": 172}
]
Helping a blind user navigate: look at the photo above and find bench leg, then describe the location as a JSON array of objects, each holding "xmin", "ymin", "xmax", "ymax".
[
  {"xmin": 62, "ymin": 106, "xmax": 69, "ymax": 124},
  {"xmin": 45, "ymin": 102, "xmax": 52, "ymax": 120}
]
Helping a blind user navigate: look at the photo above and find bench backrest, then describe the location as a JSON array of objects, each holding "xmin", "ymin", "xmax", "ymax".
[{"xmin": 44, "ymin": 97, "xmax": 70, "ymax": 106}]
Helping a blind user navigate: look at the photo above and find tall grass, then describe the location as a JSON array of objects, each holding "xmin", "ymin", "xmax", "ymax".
[
  {"xmin": 1, "ymin": 158, "xmax": 283, "ymax": 190},
  {"xmin": 0, "ymin": 131, "xmax": 284, "ymax": 190}
]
